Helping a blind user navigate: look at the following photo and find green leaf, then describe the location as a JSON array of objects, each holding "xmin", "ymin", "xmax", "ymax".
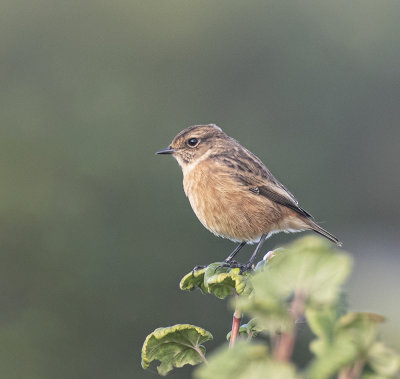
[
  {"xmin": 365, "ymin": 342, "xmax": 400, "ymax": 377},
  {"xmin": 306, "ymin": 306, "xmax": 341, "ymax": 355},
  {"xmin": 204, "ymin": 264, "xmax": 252, "ymax": 299},
  {"xmin": 236, "ymin": 361, "xmax": 299, "ymax": 379},
  {"xmin": 237, "ymin": 296, "xmax": 293, "ymax": 334},
  {"xmin": 180, "ymin": 263, "xmax": 252, "ymax": 299},
  {"xmin": 338, "ymin": 312, "xmax": 385, "ymax": 353},
  {"xmin": 180, "ymin": 268, "xmax": 207, "ymax": 293},
  {"xmin": 307, "ymin": 312, "xmax": 386, "ymax": 379},
  {"xmin": 141, "ymin": 324, "xmax": 212, "ymax": 376},
  {"xmin": 263, "ymin": 236, "xmax": 352, "ymax": 306},
  {"xmin": 194, "ymin": 341, "xmax": 299, "ymax": 379},
  {"xmin": 308, "ymin": 335, "xmax": 359, "ymax": 379},
  {"xmin": 237, "ymin": 236, "xmax": 351, "ymax": 335}
]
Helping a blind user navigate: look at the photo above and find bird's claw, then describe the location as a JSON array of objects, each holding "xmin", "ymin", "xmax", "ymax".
[
  {"xmin": 218, "ymin": 260, "xmax": 255, "ymax": 274},
  {"xmin": 191, "ymin": 261, "xmax": 255, "ymax": 275},
  {"xmin": 216, "ymin": 260, "xmax": 240, "ymax": 271},
  {"xmin": 239, "ymin": 263, "xmax": 255, "ymax": 274}
]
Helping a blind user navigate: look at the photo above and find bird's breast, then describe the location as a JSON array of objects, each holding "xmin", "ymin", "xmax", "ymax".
[{"xmin": 182, "ymin": 162, "xmax": 282, "ymax": 243}]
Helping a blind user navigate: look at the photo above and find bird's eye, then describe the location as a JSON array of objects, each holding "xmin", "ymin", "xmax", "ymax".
[{"xmin": 187, "ymin": 138, "xmax": 199, "ymax": 147}]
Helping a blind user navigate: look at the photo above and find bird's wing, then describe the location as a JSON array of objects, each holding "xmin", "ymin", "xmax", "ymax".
[
  {"xmin": 236, "ymin": 170, "xmax": 313, "ymax": 219},
  {"xmin": 214, "ymin": 146, "xmax": 313, "ymax": 219},
  {"xmin": 254, "ymin": 184, "xmax": 313, "ymax": 219}
]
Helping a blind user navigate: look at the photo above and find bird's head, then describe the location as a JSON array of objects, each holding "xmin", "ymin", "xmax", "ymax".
[{"xmin": 156, "ymin": 124, "xmax": 229, "ymax": 170}]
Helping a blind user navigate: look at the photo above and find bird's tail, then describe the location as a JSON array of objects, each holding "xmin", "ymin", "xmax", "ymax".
[{"xmin": 306, "ymin": 220, "xmax": 342, "ymax": 247}]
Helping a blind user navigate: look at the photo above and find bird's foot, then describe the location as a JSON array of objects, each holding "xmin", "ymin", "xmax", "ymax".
[
  {"xmin": 239, "ymin": 262, "xmax": 255, "ymax": 274},
  {"xmin": 219, "ymin": 260, "xmax": 254, "ymax": 274}
]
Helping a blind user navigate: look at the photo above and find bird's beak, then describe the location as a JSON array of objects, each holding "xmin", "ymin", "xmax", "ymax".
[{"xmin": 156, "ymin": 146, "xmax": 175, "ymax": 155}]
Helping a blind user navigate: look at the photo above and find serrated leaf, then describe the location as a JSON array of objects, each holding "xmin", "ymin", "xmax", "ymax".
[
  {"xmin": 237, "ymin": 236, "xmax": 351, "ymax": 335},
  {"xmin": 141, "ymin": 324, "xmax": 212, "ymax": 376},
  {"xmin": 337, "ymin": 312, "xmax": 385, "ymax": 353},
  {"xmin": 194, "ymin": 341, "xmax": 299, "ymax": 379},
  {"xmin": 203, "ymin": 263, "xmax": 252, "ymax": 299},
  {"xmin": 262, "ymin": 236, "xmax": 352, "ymax": 306},
  {"xmin": 180, "ymin": 263, "xmax": 252, "ymax": 299},
  {"xmin": 207, "ymin": 269, "xmax": 251, "ymax": 299},
  {"xmin": 307, "ymin": 312, "xmax": 386, "ymax": 379},
  {"xmin": 180, "ymin": 268, "xmax": 207, "ymax": 293}
]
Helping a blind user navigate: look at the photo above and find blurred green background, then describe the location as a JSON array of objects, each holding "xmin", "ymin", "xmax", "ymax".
[{"xmin": 1, "ymin": 0, "xmax": 399, "ymax": 377}]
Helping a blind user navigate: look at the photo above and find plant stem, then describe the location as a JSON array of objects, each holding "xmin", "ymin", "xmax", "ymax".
[
  {"xmin": 229, "ymin": 294, "xmax": 241, "ymax": 348},
  {"xmin": 274, "ymin": 290, "xmax": 305, "ymax": 362},
  {"xmin": 194, "ymin": 346, "xmax": 208, "ymax": 365},
  {"xmin": 274, "ymin": 332, "xmax": 295, "ymax": 362},
  {"xmin": 338, "ymin": 359, "xmax": 365, "ymax": 379}
]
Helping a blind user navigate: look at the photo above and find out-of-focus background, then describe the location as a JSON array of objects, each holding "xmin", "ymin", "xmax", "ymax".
[{"xmin": 1, "ymin": 0, "xmax": 399, "ymax": 377}]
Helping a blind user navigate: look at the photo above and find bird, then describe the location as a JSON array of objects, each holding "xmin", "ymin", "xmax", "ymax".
[{"xmin": 156, "ymin": 124, "xmax": 341, "ymax": 270}]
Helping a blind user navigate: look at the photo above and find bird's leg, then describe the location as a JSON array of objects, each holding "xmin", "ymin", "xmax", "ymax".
[
  {"xmin": 219, "ymin": 242, "xmax": 247, "ymax": 270},
  {"xmin": 241, "ymin": 234, "xmax": 268, "ymax": 273},
  {"xmin": 193, "ymin": 241, "xmax": 245, "ymax": 272},
  {"xmin": 224, "ymin": 241, "xmax": 246, "ymax": 263}
]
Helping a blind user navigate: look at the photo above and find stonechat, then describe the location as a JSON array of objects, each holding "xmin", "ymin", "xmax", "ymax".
[{"xmin": 157, "ymin": 124, "xmax": 341, "ymax": 269}]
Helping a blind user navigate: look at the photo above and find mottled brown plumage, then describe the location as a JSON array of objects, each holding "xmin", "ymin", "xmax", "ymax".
[{"xmin": 157, "ymin": 124, "xmax": 341, "ymax": 265}]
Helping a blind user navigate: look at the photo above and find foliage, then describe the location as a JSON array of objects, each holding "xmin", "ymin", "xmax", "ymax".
[
  {"xmin": 141, "ymin": 324, "xmax": 212, "ymax": 376},
  {"xmin": 141, "ymin": 236, "xmax": 400, "ymax": 378},
  {"xmin": 236, "ymin": 237, "xmax": 352, "ymax": 335},
  {"xmin": 194, "ymin": 342, "xmax": 298, "ymax": 379},
  {"xmin": 180, "ymin": 263, "xmax": 252, "ymax": 299}
]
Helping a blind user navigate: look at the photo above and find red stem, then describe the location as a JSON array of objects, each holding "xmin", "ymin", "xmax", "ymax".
[
  {"xmin": 229, "ymin": 294, "xmax": 241, "ymax": 348},
  {"xmin": 274, "ymin": 291, "xmax": 305, "ymax": 362},
  {"xmin": 274, "ymin": 331, "xmax": 296, "ymax": 361},
  {"xmin": 338, "ymin": 359, "xmax": 365, "ymax": 379},
  {"xmin": 229, "ymin": 309, "xmax": 241, "ymax": 348}
]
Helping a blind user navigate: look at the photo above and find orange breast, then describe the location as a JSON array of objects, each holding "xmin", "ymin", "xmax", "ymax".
[{"xmin": 182, "ymin": 161, "xmax": 283, "ymax": 243}]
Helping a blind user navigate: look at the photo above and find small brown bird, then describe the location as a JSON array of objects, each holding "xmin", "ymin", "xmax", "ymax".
[{"xmin": 157, "ymin": 124, "xmax": 341, "ymax": 269}]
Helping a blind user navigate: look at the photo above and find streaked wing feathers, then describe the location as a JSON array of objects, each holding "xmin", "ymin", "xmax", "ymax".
[
  {"xmin": 210, "ymin": 146, "xmax": 313, "ymax": 220},
  {"xmin": 256, "ymin": 185, "xmax": 313, "ymax": 219}
]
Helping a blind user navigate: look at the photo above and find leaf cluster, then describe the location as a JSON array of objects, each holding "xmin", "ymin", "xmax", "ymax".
[
  {"xmin": 141, "ymin": 236, "xmax": 400, "ymax": 378},
  {"xmin": 179, "ymin": 263, "xmax": 252, "ymax": 299}
]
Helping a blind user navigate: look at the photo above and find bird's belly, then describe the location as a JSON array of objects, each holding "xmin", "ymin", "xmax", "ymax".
[{"xmin": 184, "ymin": 173, "xmax": 282, "ymax": 243}]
